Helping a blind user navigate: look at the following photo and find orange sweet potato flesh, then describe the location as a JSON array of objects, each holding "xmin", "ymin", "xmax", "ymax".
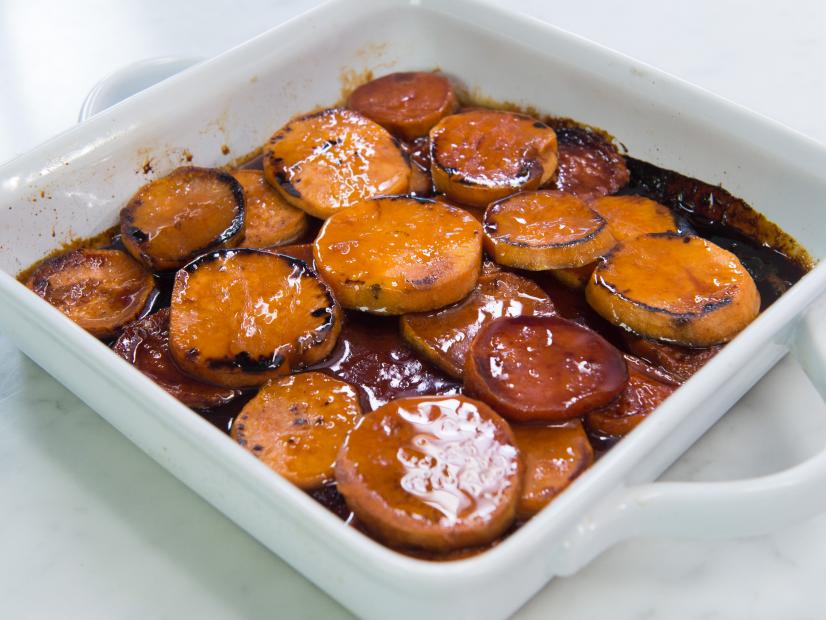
[
  {"xmin": 313, "ymin": 196, "xmax": 483, "ymax": 314},
  {"xmin": 231, "ymin": 169, "xmax": 308, "ymax": 249},
  {"xmin": 27, "ymin": 248, "xmax": 155, "ymax": 339},
  {"xmin": 430, "ymin": 109, "xmax": 558, "ymax": 207},
  {"xmin": 586, "ymin": 233, "xmax": 761, "ymax": 347},
  {"xmin": 335, "ymin": 395, "xmax": 522, "ymax": 551},
  {"xmin": 113, "ymin": 308, "xmax": 238, "ymax": 409},
  {"xmin": 591, "ymin": 195, "xmax": 679, "ymax": 243},
  {"xmin": 464, "ymin": 315, "xmax": 628, "ymax": 423},
  {"xmin": 169, "ymin": 249, "xmax": 341, "ymax": 388},
  {"xmin": 232, "ymin": 372, "xmax": 362, "ymax": 490},
  {"xmin": 513, "ymin": 421, "xmax": 594, "ymax": 519},
  {"xmin": 551, "ymin": 263, "xmax": 596, "ymax": 290},
  {"xmin": 484, "ymin": 190, "xmax": 616, "ymax": 270},
  {"xmin": 348, "ymin": 72, "xmax": 459, "ymax": 141},
  {"xmin": 262, "ymin": 108, "xmax": 410, "ymax": 219},
  {"xmin": 120, "ymin": 166, "xmax": 244, "ymax": 270},
  {"xmin": 621, "ymin": 331, "xmax": 721, "ymax": 382},
  {"xmin": 400, "ymin": 262, "xmax": 555, "ymax": 378},
  {"xmin": 585, "ymin": 355, "xmax": 679, "ymax": 440}
]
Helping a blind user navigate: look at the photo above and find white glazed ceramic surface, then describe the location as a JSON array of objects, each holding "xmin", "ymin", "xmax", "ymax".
[{"xmin": 2, "ymin": 1, "xmax": 826, "ymax": 618}]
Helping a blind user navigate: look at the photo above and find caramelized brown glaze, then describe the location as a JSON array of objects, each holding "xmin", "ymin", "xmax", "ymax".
[
  {"xmin": 113, "ymin": 308, "xmax": 238, "ymax": 408},
  {"xmin": 336, "ymin": 395, "xmax": 522, "ymax": 551},
  {"xmin": 27, "ymin": 248, "xmax": 156, "ymax": 339},
  {"xmin": 430, "ymin": 109, "xmax": 558, "ymax": 207},
  {"xmin": 585, "ymin": 355, "xmax": 679, "ymax": 445},
  {"xmin": 620, "ymin": 332, "xmax": 721, "ymax": 382},
  {"xmin": 120, "ymin": 166, "xmax": 245, "ymax": 271},
  {"xmin": 232, "ymin": 372, "xmax": 362, "ymax": 490},
  {"xmin": 231, "ymin": 169, "xmax": 308, "ymax": 248},
  {"xmin": 549, "ymin": 126, "xmax": 629, "ymax": 198},
  {"xmin": 484, "ymin": 190, "xmax": 616, "ymax": 270},
  {"xmin": 311, "ymin": 312, "xmax": 460, "ymax": 411},
  {"xmin": 400, "ymin": 262, "xmax": 556, "ymax": 378},
  {"xmin": 313, "ymin": 196, "xmax": 483, "ymax": 314},
  {"xmin": 512, "ymin": 421, "xmax": 594, "ymax": 519},
  {"xmin": 586, "ymin": 233, "xmax": 761, "ymax": 346},
  {"xmin": 169, "ymin": 249, "xmax": 341, "ymax": 388},
  {"xmin": 262, "ymin": 108, "xmax": 410, "ymax": 219},
  {"xmin": 348, "ymin": 72, "xmax": 458, "ymax": 140},
  {"xmin": 465, "ymin": 315, "xmax": 628, "ymax": 422}
]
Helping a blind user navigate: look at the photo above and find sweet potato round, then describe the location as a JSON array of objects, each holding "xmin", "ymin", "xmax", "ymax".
[
  {"xmin": 464, "ymin": 315, "xmax": 628, "ymax": 422},
  {"xmin": 169, "ymin": 249, "xmax": 341, "ymax": 388},
  {"xmin": 231, "ymin": 169, "xmax": 308, "ymax": 249},
  {"xmin": 591, "ymin": 194, "xmax": 678, "ymax": 243},
  {"xmin": 335, "ymin": 395, "xmax": 522, "ymax": 551},
  {"xmin": 120, "ymin": 166, "xmax": 245, "ymax": 270},
  {"xmin": 586, "ymin": 233, "xmax": 761, "ymax": 346},
  {"xmin": 27, "ymin": 248, "xmax": 156, "ymax": 339},
  {"xmin": 348, "ymin": 72, "xmax": 458, "ymax": 140},
  {"xmin": 262, "ymin": 108, "xmax": 410, "ymax": 219},
  {"xmin": 430, "ymin": 109, "xmax": 558, "ymax": 207},
  {"xmin": 313, "ymin": 196, "xmax": 483, "ymax": 314},
  {"xmin": 232, "ymin": 372, "xmax": 362, "ymax": 490},
  {"xmin": 484, "ymin": 190, "xmax": 616, "ymax": 270},
  {"xmin": 549, "ymin": 126, "xmax": 629, "ymax": 198}
]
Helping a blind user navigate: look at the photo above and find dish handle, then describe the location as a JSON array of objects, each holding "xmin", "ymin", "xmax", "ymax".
[{"xmin": 556, "ymin": 294, "xmax": 826, "ymax": 576}]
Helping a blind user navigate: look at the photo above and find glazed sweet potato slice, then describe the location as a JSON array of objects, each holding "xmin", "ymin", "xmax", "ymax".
[
  {"xmin": 262, "ymin": 108, "xmax": 410, "ymax": 219},
  {"xmin": 313, "ymin": 196, "xmax": 483, "ymax": 314},
  {"xmin": 621, "ymin": 331, "xmax": 721, "ymax": 382},
  {"xmin": 169, "ymin": 249, "xmax": 341, "ymax": 388},
  {"xmin": 400, "ymin": 262, "xmax": 556, "ymax": 378},
  {"xmin": 484, "ymin": 190, "xmax": 616, "ymax": 270},
  {"xmin": 549, "ymin": 126, "xmax": 630, "ymax": 198},
  {"xmin": 113, "ymin": 308, "xmax": 238, "ymax": 409},
  {"xmin": 430, "ymin": 109, "xmax": 558, "ymax": 207},
  {"xmin": 585, "ymin": 355, "xmax": 679, "ymax": 442},
  {"xmin": 120, "ymin": 166, "xmax": 245, "ymax": 270},
  {"xmin": 464, "ymin": 315, "xmax": 628, "ymax": 423},
  {"xmin": 348, "ymin": 72, "xmax": 459, "ymax": 140},
  {"xmin": 591, "ymin": 194, "xmax": 679, "ymax": 243},
  {"xmin": 551, "ymin": 263, "xmax": 595, "ymax": 290},
  {"xmin": 512, "ymin": 421, "xmax": 594, "ymax": 519},
  {"xmin": 231, "ymin": 169, "xmax": 308, "ymax": 248},
  {"xmin": 27, "ymin": 248, "xmax": 156, "ymax": 339},
  {"xmin": 272, "ymin": 243, "xmax": 315, "ymax": 267},
  {"xmin": 586, "ymin": 233, "xmax": 761, "ymax": 346},
  {"xmin": 231, "ymin": 372, "xmax": 362, "ymax": 490},
  {"xmin": 335, "ymin": 395, "xmax": 522, "ymax": 551}
]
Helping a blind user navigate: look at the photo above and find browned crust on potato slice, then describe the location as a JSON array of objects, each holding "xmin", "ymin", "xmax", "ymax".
[
  {"xmin": 335, "ymin": 395, "xmax": 522, "ymax": 551},
  {"xmin": 591, "ymin": 194, "xmax": 678, "ymax": 243},
  {"xmin": 232, "ymin": 372, "xmax": 362, "ymax": 490},
  {"xmin": 113, "ymin": 308, "xmax": 238, "ymax": 409},
  {"xmin": 348, "ymin": 72, "xmax": 459, "ymax": 140},
  {"xmin": 231, "ymin": 169, "xmax": 308, "ymax": 248},
  {"xmin": 169, "ymin": 249, "xmax": 341, "ymax": 388},
  {"xmin": 313, "ymin": 196, "xmax": 483, "ymax": 315},
  {"xmin": 549, "ymin": 126, "xmax": 629, "ymax": 198},
  {"xmin": 120, "ymin": 166, "xmax": 245, "ymax": 270},
  {"xmin": 464, "ymin": 315, "xmax": 628, "ymax": 423},
  {"xmin": 27, "ymin": 248, "xmax": 156, "ymax": 339},
  {"xmin": 620, "ymin": 331, "xmax": 721, "ymax": 382},
  {"xmin": 513, "ymin": 421, "xmax": 594, "ymax": 519},
  {"xmin": 262, "ymin": 108, "xmax": 410, "ymax": 219},
  {"xmin": 585, "ymin": 355, "xmax": 678, "ymax": 440},
  {"xmin": 586, "ymin": 233, "xmax": 761, "ymax": 346},
  {"xmin": 400, "ymin": 262, "xmax": 555, "ymax": 378},
  {"xmin": 430, "ymin": 109, "xmax": 558, "ymax": 207},
  {"xmin": 484, "ymin": 190, "xmax": 616, "ymax": 270}
]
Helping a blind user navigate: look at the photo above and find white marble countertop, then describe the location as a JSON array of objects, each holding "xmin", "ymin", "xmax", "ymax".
[{"xmin": 2, "ymin": 1, "xmax": 826, "ymax": 618}]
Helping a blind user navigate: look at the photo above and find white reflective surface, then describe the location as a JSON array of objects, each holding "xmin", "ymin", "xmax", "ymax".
[{"xmin": 2, "ymin": 1, "xmax": 826, "ymax": 619}]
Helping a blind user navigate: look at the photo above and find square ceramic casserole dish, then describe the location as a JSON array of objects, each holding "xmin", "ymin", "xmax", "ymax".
[{"xmin": 3, "ymin": 0, "xmax": 826, "ymax": 618}]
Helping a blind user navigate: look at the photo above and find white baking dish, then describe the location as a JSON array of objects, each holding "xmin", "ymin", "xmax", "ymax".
[{"xmin": 2, "ymin": 0, "xmax": 826, "ymax": 618}]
